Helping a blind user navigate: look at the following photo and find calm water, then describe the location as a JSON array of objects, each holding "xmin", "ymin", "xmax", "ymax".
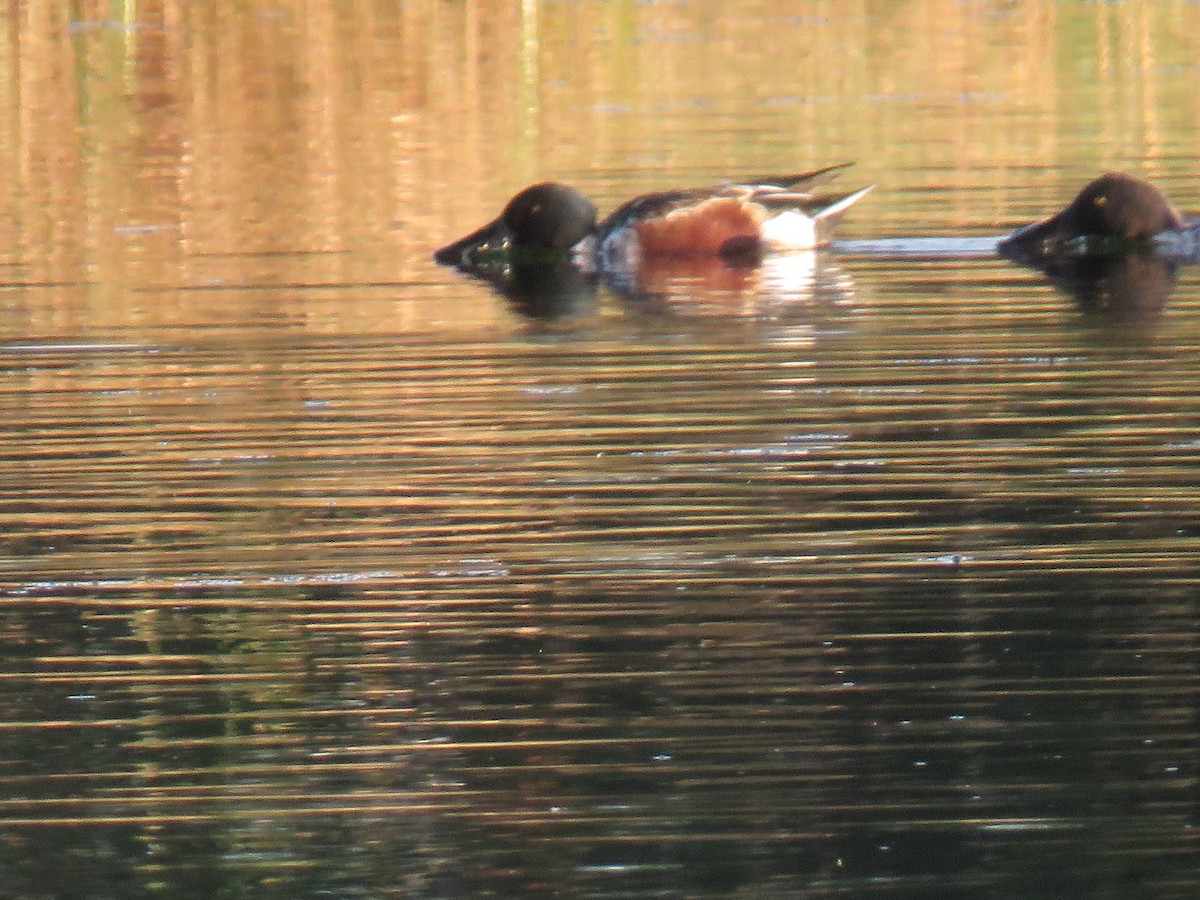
[{"xmin": 3, "ymin": 3, "xmax": 1200, "ymax": 898}]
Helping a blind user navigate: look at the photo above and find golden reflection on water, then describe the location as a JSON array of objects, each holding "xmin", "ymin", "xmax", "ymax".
[
  {"xmin": 4, "ymin": 2, "xmax": 1200, "ymax": 897},
  {"xmin": 4, "ymin": 2, "xmax": 1200, "ymax": 298}
]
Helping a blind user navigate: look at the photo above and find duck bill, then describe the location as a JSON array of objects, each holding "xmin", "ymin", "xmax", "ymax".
[
  {"xmin": 997, "ymin": 215, "xmax": 1063, "ymax": 261},
  {"xmin": 433, "ymin": 215, "xmax": 508, "ymax": 266}
]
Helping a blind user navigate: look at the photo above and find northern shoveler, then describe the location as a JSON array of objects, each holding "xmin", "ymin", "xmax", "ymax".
[
  {"xmin": 998, "ymin": 172, "xmax": 1186, "ymax": 260},
  {"xmin": 433, "ymin": 164, "xmax": 872, "ymax": 269}
]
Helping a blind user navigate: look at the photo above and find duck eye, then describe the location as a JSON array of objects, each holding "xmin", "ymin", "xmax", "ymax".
[{"xmin": 1094, "ymin": 195, "xmax": 1107, "ymax": 207}]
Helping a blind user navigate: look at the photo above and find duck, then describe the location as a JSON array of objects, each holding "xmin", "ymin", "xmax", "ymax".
[
  {"xmin": 433, "ymin": 164, "xmax": 872, "ymax": 270},
  {"xmin": 998, "ymin": 172, "xmax": 1186, "ymax": 260}
]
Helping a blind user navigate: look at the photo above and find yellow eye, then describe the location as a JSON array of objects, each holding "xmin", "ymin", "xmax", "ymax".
[{"xmin": 1094, "ymin": 195, "xmax": 1107, "ymax": 207}]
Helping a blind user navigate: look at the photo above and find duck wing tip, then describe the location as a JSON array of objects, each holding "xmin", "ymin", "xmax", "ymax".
[{"xmin": 813, "ymin": 184, "xmax": 874, "ymax": 221}]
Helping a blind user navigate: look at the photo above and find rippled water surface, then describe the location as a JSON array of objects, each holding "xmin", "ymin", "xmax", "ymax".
[{"xmin": 3, "ymin": 3, "xmax": 1200, "ymax": 898}]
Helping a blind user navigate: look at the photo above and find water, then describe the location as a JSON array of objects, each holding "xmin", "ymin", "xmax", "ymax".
[{"xmin": 3, "ymin": 3, "xmax": 1200, "ymax": 897}]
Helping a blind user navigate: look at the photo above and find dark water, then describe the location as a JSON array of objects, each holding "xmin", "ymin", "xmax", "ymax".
[
  {"xmin": 6, "ymin": 261, "xmax": 1200, "ymax": 898},
  {"xmin": 4, "ymin": 4, "xmax": 1200, "ymax": 898}
]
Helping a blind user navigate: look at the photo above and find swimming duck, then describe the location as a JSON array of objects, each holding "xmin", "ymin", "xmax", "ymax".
[
  {"xmin": 433, "ymin": 164, "xmax": 872, "ymax": 269},
  {"xmin": 998, "ymin": 172, "xmax": 1185, "ymax": 260}
]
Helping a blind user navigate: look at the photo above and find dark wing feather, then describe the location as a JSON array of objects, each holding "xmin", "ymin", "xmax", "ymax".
[
  {"xmin": 594, "ymin": 164, "xmax": 861, "ymax": 245},
  {"xmin": 594, "ymin": 188, "xmax": 708, "ymax": 243},
  {"xmin": 730, "ymin": 162, "xmax": 854, "ymax": 192}
]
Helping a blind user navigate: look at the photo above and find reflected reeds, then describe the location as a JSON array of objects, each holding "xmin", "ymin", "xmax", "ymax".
[{"xmin": 4, "ymin": 1, "xmax": 1200, "ymax": 327}]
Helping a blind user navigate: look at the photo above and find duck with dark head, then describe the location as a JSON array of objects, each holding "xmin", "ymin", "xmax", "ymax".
[
  {"xmin": 434, "ymin": 165, "xmax": 872, "ymax": 272},
  {"xmin": 998, "ymin": 172, "xmax": 1186, "ymax": 262},
  {"xmin": 997, "ymin": 172, "xmax": 1189, "ymax": 318}
]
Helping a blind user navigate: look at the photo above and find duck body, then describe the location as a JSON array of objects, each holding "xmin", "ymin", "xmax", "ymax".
[
  {"xmin": 434, "ymin": 164, "xmax": 872, "ymax": 272},
  {"xmin": 588, "ymin": 165, "xmax": 872, "ymax": 270}
]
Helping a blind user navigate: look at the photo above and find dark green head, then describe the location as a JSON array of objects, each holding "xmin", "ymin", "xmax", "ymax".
[
  {"xmin": 502, "ymin": 183, "xmax": 597, "ymax": 250},
  {"xmin": 1000, "ymin": 173, "xmax": 1184, "ymax": 260},
  {"xmin": 434, "ymin": 182, "xmax": 597, "ymax": 267}
]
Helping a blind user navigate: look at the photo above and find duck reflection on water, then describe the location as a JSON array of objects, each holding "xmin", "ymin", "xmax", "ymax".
[
  {"xmin": 1027, "ymin": 251, "xmax": 1177, "ymax": 319},
  {"xmin": 442, "ymin": 241, "xmax": 859, "ymax": 323},
  {"xmin": 436, "ymin": 168, "xmax": 1196, "ymax": 320},
  {"xmin": 599, "ymin": 245, "xmax": 859, "ymax": 316},
  {"xmin": 458, "ymin": 256, "xmax": 602, "ymax": 322}
]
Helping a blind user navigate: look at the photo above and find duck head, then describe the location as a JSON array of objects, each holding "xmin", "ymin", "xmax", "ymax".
[
  {"xmin": 999, "ymin": 173, "xmax": 1184, "ymax": 261},
  {"xmin": 434, "ymin": 183, "xmax": 598, "ymax": 267}
]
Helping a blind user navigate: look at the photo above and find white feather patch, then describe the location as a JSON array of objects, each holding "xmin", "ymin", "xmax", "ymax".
[{"xmin": 759, "ymin": 210, "xmax": 819, "ymax": 250}]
